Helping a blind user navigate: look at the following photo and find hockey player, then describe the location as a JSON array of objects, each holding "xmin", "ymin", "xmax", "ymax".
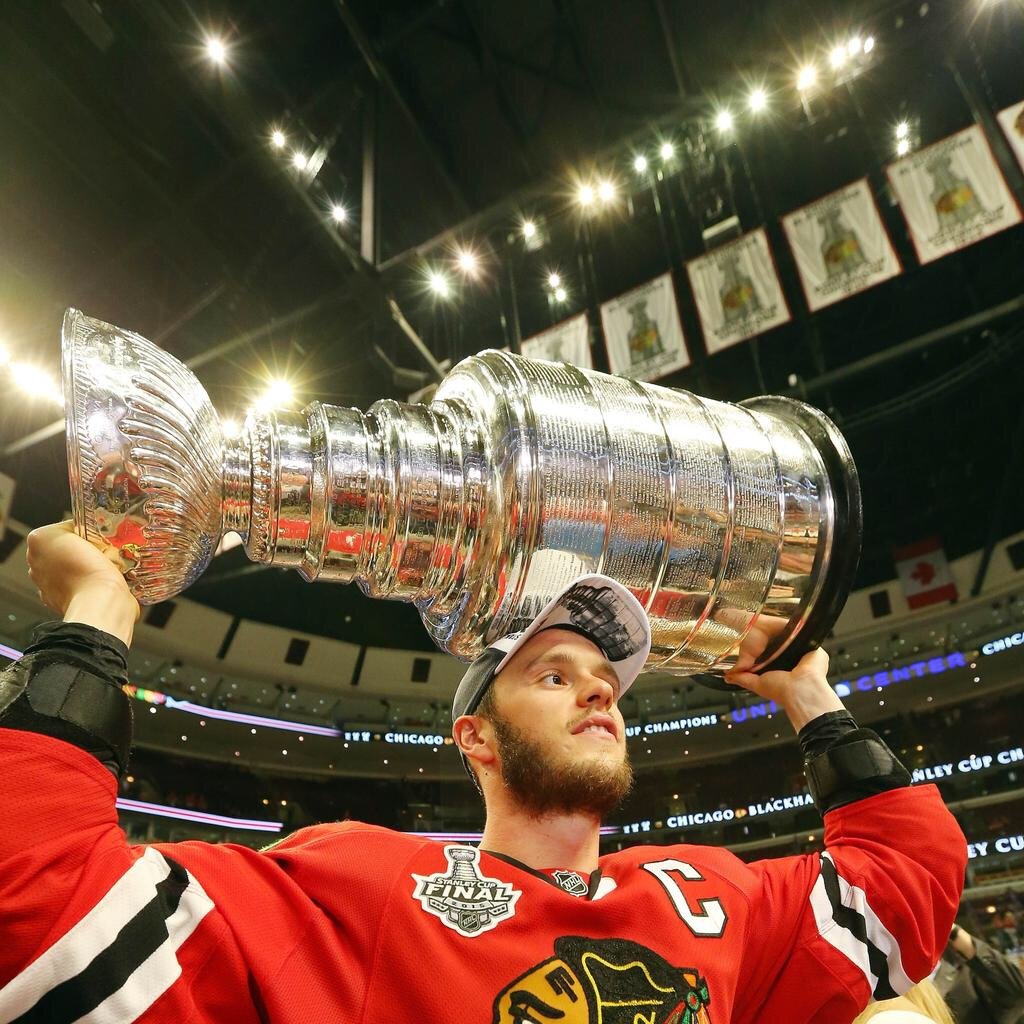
[{"xmin": 0, "ymin": 522, "xmax": 965, "ymax": 1023}]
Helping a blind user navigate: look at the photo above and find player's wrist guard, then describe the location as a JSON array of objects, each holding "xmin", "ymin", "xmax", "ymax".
[
  {"xmin": 0, "ymin": 652, "xmax": 132, "ymax": 779},
  {"xmin": 804, "ymin": 728, "xmax": 912, "ymax": 814}
]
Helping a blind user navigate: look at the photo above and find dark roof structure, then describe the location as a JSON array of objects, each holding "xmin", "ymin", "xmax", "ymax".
[{"xmin": 2, "ymin": 0, "xmax": 1022, "ymax": 650}]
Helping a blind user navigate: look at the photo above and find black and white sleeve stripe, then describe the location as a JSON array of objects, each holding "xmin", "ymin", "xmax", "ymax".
[
  {"xmin": 0, "ymin": 847, "xmax": 213, "ymax": 1024},
  {"xmin": 809, "ymin": 852, "xmax": 913, "ymax": 1001}
]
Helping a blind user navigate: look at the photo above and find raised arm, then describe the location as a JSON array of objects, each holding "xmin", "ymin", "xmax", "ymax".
[
  {"xmin": 0, "ymin": 522, "xmax": 140, "ymax": 780},
  {"xmin": 27, "ymin": 520, "xmax": 141, "ymax": 645},
  {"xmin": 0, "ymin": 526, "xmax": 330, "ymax": 1022},
  {"xmin": 724, "ymin": 649, "xmax": 967, "ymax": 1023}
]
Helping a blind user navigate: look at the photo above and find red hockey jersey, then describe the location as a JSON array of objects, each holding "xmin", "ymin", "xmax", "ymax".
[{"xmin": 0, "ymin": 729, "xmax": 965, "ymax": 1024}]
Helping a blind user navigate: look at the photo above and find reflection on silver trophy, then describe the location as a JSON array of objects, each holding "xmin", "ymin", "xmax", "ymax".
[{"xmin": 62, "ymin": 308, "xmax": 861, "ymax": 681}]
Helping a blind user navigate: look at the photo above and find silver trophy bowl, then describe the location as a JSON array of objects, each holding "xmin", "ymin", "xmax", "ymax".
[{"xmin": 62, "ymin": 308, "xmax": 861, "ymax": 682}]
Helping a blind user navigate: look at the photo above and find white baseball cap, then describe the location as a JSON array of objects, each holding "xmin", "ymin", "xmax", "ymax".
[{"xmin": 452, "ymin": 573, "xmax": 651, "ymax": 726}]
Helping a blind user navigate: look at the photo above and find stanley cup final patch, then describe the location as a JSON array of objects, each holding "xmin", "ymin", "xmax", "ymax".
[{"xmin": 412, "ymin": 845, "xmax": 521, "ymax": 937}]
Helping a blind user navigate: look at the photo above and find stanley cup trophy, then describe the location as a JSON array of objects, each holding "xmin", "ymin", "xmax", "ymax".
[{"xmin": 62, "ymin": 308, "xmax": 861, "ymax": 686}]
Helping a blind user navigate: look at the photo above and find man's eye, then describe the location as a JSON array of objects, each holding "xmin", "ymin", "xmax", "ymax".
[{"xmin": 541, "ymin": 672, "xmax": 565, "ymax": 686}]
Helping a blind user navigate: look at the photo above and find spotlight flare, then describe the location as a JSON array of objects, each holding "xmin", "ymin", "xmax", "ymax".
[
  {"xmin": 797, "ymin": 65, "xmax": 817, "ymax": 91},
  {"xmin": 204, "ymin": 37, "xmax": 228, "ymax": 66}
]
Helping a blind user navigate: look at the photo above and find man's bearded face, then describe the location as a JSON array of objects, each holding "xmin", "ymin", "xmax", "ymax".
[{"xmin": 488, "ymin": 705, "xmax": 634, "ymax": 820}]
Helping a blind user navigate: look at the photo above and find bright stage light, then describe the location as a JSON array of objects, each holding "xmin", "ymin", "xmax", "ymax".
[
  {"xmin": 428, "ymin": 270, "xmax": 451, "ymax": 297},
  {"xmin": 270, "ymin": 129, "xmax": 287, "ymax": 150},
  {"xmin": 864, "ymin": 36, "xmax": 876, "ymax": 53},
  {"xmin": 204, "ymin": 37, "xmax": 228, "ymax": 67},
  {"xmin": 253, "ymin": 378, "xmax": 295, "ymax": 412},
  {"xmin": 291, "ymin": 151, "xmax": 308, "ymax": 171},
  {"xmin": 796, "ymin": 65, "xmax": 818, "ymax": 91},
  {"xmin": 895, "ymin": 120, "xmax": 910, "ymax": 139},
  {"xmin": 455, "ymin": 248, "xmax": 479, "ymax": 275},
  {"xmin": 554, "ymin": 287, "xmax": 567, "ymax": 302},
  {"xmin": 597, "ymin": 179, "xmax": 616, "ymax": 202},
  {"xmin": 577, "ymin": 183, "xmax": 595, "ymax": 207},
  {"xmin": 521, "ymin": 219, "xmax": 537, "ymax": 239},
  {"xmin": 633, "ymin": 154, "xmax": 648, "ymax": 173},
  {"xmin": 896, "ymin": 138, "xmax": 911, "ymax": 157},
  {"xmin": 830, "ymin": 45, "xmax": 848, "ymax": 70},
  {"xmin": 847, "ymin": 36, "xmax": 863, "ymax": 56},
  {"xmin": 547, "ymin": 272, "xmax": 562, "ymax": 289},
  {"xmin": 221, "ymin": 418, "xmax": 243, "ymax": 440},
  {"xmin": 659, "ymin": 141, "xmax": 675, "ymax": 161},
  {"xmin": 715, "ymin": 109, "xmax": 734, "ymax": 133},
  {"xmin": 10, "ymin": 362, "xmax": 61, "ymax": 403},
  {"xmin": 330, "ymin": 203, "xmax": 347, "ymax": 224},
  {"xmin": 748, "ymin": 88, "xmax": 768, "ymax": 113}
]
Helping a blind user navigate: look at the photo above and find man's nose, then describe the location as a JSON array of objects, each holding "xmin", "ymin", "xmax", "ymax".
[{"xmin": 579, "ymin": 675, "xmax": 615, "ymax": 708}]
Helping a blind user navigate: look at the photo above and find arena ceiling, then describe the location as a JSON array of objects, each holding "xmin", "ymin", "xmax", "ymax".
[{"xmin": 1, "ymin": 0, "xmax": 1023, "ymax": 652}]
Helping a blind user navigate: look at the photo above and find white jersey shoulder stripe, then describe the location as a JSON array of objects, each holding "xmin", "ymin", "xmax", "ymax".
[
  {"xmin": 0, "ymin": 849, "xmax": 172, "ymax": 1021},
  {"xmin": 76, "ymin": 879, "xmax": 214, "ymax": 1024},
  {"xmin": 0, "ymin": 847, "xmax": 214, "ymax": 1024},
  {"xmin": 809, "ymin": 851, "xmax": 914, "ymax": 1000}
]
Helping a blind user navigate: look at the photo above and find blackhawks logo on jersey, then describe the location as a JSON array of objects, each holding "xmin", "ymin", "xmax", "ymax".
[
  {"xmin": 412, "ymin": 845, "xmax": 521, "ymax": 937},
  {"xmin": 493, "ymin": 936, "xmax": 712, "ymax": 1024}
]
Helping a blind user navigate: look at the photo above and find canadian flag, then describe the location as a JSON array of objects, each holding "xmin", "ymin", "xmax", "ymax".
[{"xmin": 893, "ymin": 536, "xmax": 958, "ymax": 609}]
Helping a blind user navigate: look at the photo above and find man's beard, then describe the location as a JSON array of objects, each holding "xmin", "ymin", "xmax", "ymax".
[{"xmin": 489, "ymin": 714, "xmax": 633, "ymax": 820}]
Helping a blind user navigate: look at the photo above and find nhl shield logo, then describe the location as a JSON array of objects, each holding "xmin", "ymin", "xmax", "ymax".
[
  {"xmin": 412, "ymin": 846, "xmax": 521, "ymax": 937},
  {"xmin": 553, "ymin": 870, "xmax": 589, "ymax": 897}
]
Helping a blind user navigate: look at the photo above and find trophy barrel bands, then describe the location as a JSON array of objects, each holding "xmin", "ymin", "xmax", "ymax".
[
  {"xmin": 658, "ymin": 397, "xmax": 785, "ymax": 675},
  {"xmin": 299, "ymin": 403, "xmax": 372, "ymax": 583},
  {"xmin": 421, "ymin": 349, "xmax": 860, "ymax": 675},
  {"xmin": 738, "ymin": 395, "xmax": 862, "ymax": 673},
  {"xmin": 357, "ymin": 399, "xmax": 461, "ymax": 602},
  {"xmin": 239, "ymin": 400, "xmax": 471, "ymax": 606}
]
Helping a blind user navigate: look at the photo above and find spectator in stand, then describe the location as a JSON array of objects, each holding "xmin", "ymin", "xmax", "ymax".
[
  {"xmin": 933, "ymin": 922, "xmax": 1024, "ymax": 1024},
  {"xmin": 992, "ymin": 909, "xmax": 1019, "ymax": 953},
  {"xmin": 851, "ymin": 979, "xmax": 953, "ymax": 1023}
]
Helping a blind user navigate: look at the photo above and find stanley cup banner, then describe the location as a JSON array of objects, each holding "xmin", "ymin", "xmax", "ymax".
[
  {"xmin": 599, "ymin": 272, "xmax": 690, "ymax": 382},
  {"xmin": 996, "ymin": 100, "xmax": 1024, "ymax": 174},
  {"xmin": 885, "ymin": 123, "xmax": 1023, "ymax": 265},
  {"xmin": 520, "ymin": 313, "xmax": 592, "ymax": 368},
  {"xmin": 685, "ymin": 227, "xmax": 792, "ymax": 355},
  {"xmin": 781, "ymin": 178, "xmax": 902, "ymax": 312}
]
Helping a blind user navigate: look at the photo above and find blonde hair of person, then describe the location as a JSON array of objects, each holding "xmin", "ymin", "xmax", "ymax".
[{"xmin": 852, "ymin": 980, "xmax": 954, "ymax": 1024}]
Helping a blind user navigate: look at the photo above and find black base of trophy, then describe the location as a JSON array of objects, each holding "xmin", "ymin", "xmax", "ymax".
[{"xmin": 690, "ymin": 397, "xmax": 863, "ymax": 693}]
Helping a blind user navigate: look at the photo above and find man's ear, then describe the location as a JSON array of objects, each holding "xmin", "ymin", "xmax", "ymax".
[{"xmin": 452, "ymin": 714, "xmax": 497, "ymax": 769}]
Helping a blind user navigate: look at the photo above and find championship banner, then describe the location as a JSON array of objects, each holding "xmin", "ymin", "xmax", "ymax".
[
  {"xmin": 599, "ymin": 273, "xmax": 690, "ymax": 381},
  {"xmin": 781, "ymin": 178, "xmax": 902, "ymax": 312},
  {"xmin": 0, "ymin": 471, "xmax": 14, "ymax": 543},
  {"xmin": 685, "ymin": 228, "xmax": 791, "ymax": 355},
  {"xmin": 997, "ymin": 100, "xmax": 1024, "ymax": 174},
  {"xmin": 894, "ymin": 536, "xmax": 958, "ymax": 610},
  {"xmin": 520, "ymin": 313, "xmax": 592, "ymax": 367},
  {"xmin": 885, "ymin": 123, "xmax": 1022, "ymax": 265}
]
